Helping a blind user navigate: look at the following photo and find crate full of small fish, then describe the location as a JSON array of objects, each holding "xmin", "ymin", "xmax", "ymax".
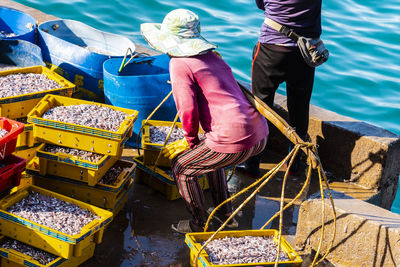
[
  {"xmin": 141, "ymin": 120, "xmax": 204, "ymax": 167},
  {"xmin": 133, "ymin": 155, "xmax": 209, "ymax": 201},
  {"xmin": 0, "ymin": 66, "xmax": 76, "ymax": 119},
  {"xmin": 185, "ymin": 229, "xmax": 303, "ymax": 267},
  {"xmin": 0, "ymin": 154, "xmax": 26, "ymax": 194},
  {"xmin": 0, "ymin": 185, "xmax": 113, "ymax": 259},
  {"xmin": 0, "ymin": 236, "xmax": 96, "ymax": 267},
  {"xmin": 27, "ymin": 94, "xmax": 138, "ymax": 156},
  {"xmin": 0, "ymin": 117, "xmax": 25, "ymax": 159},
  {"xmin": 33, "ymin": 143, "xmax": 120, "ymax": 186},
  {"xmin": 29, "ymin": 158, "xmax": 135, "ymax": 209}
]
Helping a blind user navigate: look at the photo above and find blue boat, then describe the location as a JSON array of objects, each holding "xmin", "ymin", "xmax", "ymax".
[
  {"xmin": 0, "ymin": 7, "xmax": 36, "ymax": 44},
  {"xmin": 0, "ymin": 39, "xmax": 45, "ymax": 67},
  {"xmin": 38, "ymin": 19, "xmax": 135, "ymax": 102}
]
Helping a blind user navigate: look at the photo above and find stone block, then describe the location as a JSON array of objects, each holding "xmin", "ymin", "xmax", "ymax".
[
  {"xmin": 268, "ymin": 92, "xmax": 400, "ymax": 209},
  {"xmin": 295, "ymin": 190, "xmax": 400, "ymax": 266}
]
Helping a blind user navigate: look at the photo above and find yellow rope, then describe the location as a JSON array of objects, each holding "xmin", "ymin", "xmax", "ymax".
[
  {"xmin": 136, "ymin": 90, "xmax": 173, "ymax": 155},
  {"xmin": 313, "ymin": 154, "xmax": 337, "ymax": 266},
  {"xmin": 203, "ymin": 148, "xmax": 296, "ymax": 232},
  {"xmin": 196, "ymin": 149, "xmax": 297, "ymax": 266},
  {"xmin": 311, "ymin": 165, "xmax": 326, "ymax": 266},
  {"xmin": 150, "ymin": 113, "xmax": 179, "ymax": 177},
  {"xmin": 260, "ymin": 159, "xmax": 312, "ymax": 229},
  {"xmin": 274, "ymin": 145, "xmax": 301, "ymax": 267},
  {"xmin": 196, "ymin": 142, "xmax": 335, "ymax": 267}
]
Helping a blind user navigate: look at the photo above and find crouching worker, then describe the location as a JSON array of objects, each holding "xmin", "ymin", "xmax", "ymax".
[{"xmin": 141, "ymin": 9, "xmax": 269, "ymax": 234}]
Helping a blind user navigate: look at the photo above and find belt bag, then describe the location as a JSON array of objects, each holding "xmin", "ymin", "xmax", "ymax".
[{"xmin": 264, "ymin": 18, "xmax": 329, "ymax": 68}]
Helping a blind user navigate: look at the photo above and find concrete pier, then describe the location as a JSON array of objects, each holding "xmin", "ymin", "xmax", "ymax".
[
  {"xmin": 2, "ymin": 1, "xmax": 400, "ymax": 266},
  {"xmin": 295, "ymin": 190, "xmax": 400, "ymax": 266},
  {"xmin": 271, "ymin": 93, "xmax": 400, "ymax": 210}
]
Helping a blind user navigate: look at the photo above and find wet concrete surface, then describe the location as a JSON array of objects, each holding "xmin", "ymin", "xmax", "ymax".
[{"xmin": 81, "ymin": 150, "xmax": 335, "ymax": 266}]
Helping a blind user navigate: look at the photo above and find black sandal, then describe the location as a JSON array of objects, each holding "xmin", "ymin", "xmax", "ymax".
[{"xmin": 171, "ymin": 220, "xmax": 203, "ymax": 234}]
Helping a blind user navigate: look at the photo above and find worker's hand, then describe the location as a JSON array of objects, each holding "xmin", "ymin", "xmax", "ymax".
[{"xmin": 161, "ymin": 138, "xmax": 189, "ymax": 159}]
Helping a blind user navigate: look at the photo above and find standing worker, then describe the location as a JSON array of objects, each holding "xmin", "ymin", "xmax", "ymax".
[
  {"xmin": 141, "ymin": 9, "xmax": 269, "ymax": 233},
  {"xmin": 237, "ymin": 0, "xmax": 324, "ymax": 177}
]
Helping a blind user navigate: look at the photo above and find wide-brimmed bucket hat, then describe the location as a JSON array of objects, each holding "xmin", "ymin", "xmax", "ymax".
[{"xmin": 140, "ymin": 9, "xmax": 217, "ymax": 57}]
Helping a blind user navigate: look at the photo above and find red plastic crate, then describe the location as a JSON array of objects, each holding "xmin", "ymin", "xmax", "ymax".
[
  {"xmin": 0, "ymin": 118, "xmax": 25, "ymax": 159},
  {"xmin": 0, "ymin": 155, "xmax": 26, "ymax": 193}
]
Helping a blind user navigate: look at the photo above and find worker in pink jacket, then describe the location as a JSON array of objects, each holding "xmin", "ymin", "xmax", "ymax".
[{"xmin": 141, "ymin": 9, "xmax": 269, "ymax": 233}]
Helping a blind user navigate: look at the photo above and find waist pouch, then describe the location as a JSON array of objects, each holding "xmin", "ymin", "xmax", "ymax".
[{"xmin": 264, "ymin": 17, "xmax": 329, "ymax": 67}]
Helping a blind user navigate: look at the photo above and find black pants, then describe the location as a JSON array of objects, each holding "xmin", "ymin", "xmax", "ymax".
[{"xmin": 252, "ymin": 42, "xmax": 315, "ymax": 139}]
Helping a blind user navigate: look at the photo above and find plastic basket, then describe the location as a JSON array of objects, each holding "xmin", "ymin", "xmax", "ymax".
[
  {"xmin": 0, "ymin": 236, "xmax": 96, "ymax": 267},
  {"xmin": 0, "ymin": 155, "xmax": 26, "ymax": 194},
  {"xmin": 185, "ymin": 229, "xmax": 303, "ymax": 267},
  {"xmin": 34, "ymin": 143, "xmax": 121, "ymax": 186},
  {"xmin": 141, "ymin": 120, "xmax": 203, "ymax": 167},
  {"xmin": 133, "ymin": 155, "xmax": 209, "ymax": 201},
  {"xmin": 29, "ymin": 158, "xmax": 135, "ymax": 209},
  {"xmin": 141, "ymin": 120, "xmax": 184, "ymax": 150},
  {"xmin": 0, "ymin": 185, "xmax": 113, "ymax": 259},
  {"xmin": 27, "ymin": 94, "xmax": 138, "ymax": 156},
  {"xmin": 0, "ymin": 66, "xmax": 76, "ymax": 119},
  {"xmin": 0, "ymin": 117, "xmax": 25, "ymax": 159}
]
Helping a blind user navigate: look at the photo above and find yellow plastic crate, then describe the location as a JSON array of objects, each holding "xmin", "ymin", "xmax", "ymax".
[
  {"xmin": 12, "ymin": 144, "xmax": 40, "ymax": 163},
  {"xmin": 185, "ymin": 229, "xmax": 303, "ymax": 267},
  {"xmin": 141, "ymin": 120, "xmax": 184, "ymax": 150},
  {"xmin": 0, "ymin": 66, "xmax": 76, "ymax": 119},
  {"xmin": 141, "ymin": 120, "xmax": 200, "ymax": 167},
  {"xmin": 16, "ymin": 123, "xmax": 36, "ymax": 149},
  {"xmin": 27, "ymin": 94, "xmax": 138, "ymax": 156},
  {"xmin": 0, "ymin": 185, "xmax": 113, "ymax": 259},
  {"xmin": 0, "ymin": 237, "xmax": 95, "ymax": 267},
  {"xmin": 133, "ymin": 155, "xmax": 209, "ymax": 201},
  {"xmin": 34, "ymin": 143, "xmax": 121, "ymax": 186},
  {"xmin": 30, "ymin": 159, "xmax": 135, "ymax": 209}
]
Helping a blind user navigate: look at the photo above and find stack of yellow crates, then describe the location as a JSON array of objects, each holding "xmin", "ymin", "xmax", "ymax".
[
  {"xmin": 133, "ymin": 120, "xmax": 209, "ymax": 200},
  {"xmin": 0, "ymin": 66, "xmax": 76, "ymax": 189},
  {"xmin": 0, "ymin": 91, "xmax": 139, "ymax": 266},
  {"xmin": 0, "ymin": 66, "xmax": 114, "ymax": 266},
  {"xmin": 25, "ymin": 94, "xmax": 138, "ymax": 216}
]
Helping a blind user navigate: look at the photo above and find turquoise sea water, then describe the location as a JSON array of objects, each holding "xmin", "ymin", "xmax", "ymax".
[{"xmin": 14, "ymin": 0, "xmax": 400, "ymax": 210}]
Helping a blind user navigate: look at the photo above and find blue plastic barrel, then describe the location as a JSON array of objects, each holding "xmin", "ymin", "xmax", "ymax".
[
  {"xmin": 0, "ymin": 39, "xmax": 45, "ymax": 67},
  {"xmin": 103, "ymin": 55, "xmax": 177, "ymax": 147},
  {"xmin": 38, "ymin": 19, "xmax": 135, "ymax": 102},
  {"xmin": 0, "ymin": 7, "xmax": 36, "ymax": 44}
]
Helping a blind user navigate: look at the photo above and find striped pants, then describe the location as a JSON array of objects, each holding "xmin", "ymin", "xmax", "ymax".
[{"xmin": 171, "ymin": 137, "xmax": 267, "ymax": 226}]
